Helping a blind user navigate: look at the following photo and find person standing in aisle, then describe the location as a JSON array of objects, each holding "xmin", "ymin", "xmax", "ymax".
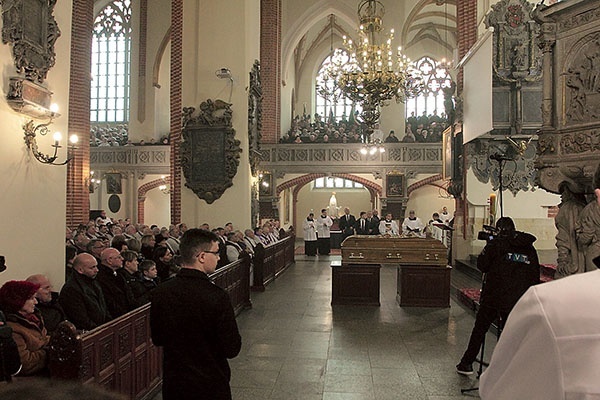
[{"xmin": 316, "ymin": 209, "xmax": 333, "ymax": 255}]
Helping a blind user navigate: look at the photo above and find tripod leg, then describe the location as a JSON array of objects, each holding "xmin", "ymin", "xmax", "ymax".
[{"xmin": 460, "ymin": 334, "xmax": 486, "ymax": 394}]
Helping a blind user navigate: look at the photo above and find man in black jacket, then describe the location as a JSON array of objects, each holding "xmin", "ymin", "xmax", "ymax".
[
  {"xmin": 59, "ymin": 253, "xmax": 111, "ymax": 331},
  {"xmin": 456, "ymin": 217, "xmax": 540, "ymax": 375},
  {"xmin": 151, "ymin": 229, "xmax": 241, "ymax": 400},
  {"xmin": 96, "ymin": 248, "xmax": 136, "ymax": 318},
  {"xmin": 339, "ymin": 207, "xmax": 357, "ymax": 241}
]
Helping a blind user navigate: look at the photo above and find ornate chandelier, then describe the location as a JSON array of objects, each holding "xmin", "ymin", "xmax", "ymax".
[{"xmin": 325, "ymin": 0, "xmax": 424, "ymax": 135}]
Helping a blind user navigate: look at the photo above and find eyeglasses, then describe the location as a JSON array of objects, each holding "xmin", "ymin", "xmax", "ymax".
[{"xmin": 204, "ymin": 250, "xmax": 220, "ymax": 255}]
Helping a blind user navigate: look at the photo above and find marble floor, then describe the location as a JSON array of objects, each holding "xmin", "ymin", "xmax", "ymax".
[{"xmin": 225, "ymin": 254, "xmax": 495, "ymax": 400}]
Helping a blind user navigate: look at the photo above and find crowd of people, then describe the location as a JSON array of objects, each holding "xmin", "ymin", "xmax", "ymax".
[
  {"xmin": 0, "ymin": 211, "xmax": 289, "ymax": 381},
  {"xmin": 302, "ymin": 207, "xmax": 453, "ymax": 256},
  {"xmin": 280, "ymin": 112, "xmax": 447, "ymax": 145},
  {"xmin": 89, "ymin": 124, "xmax": 170, "ymax": 147}
]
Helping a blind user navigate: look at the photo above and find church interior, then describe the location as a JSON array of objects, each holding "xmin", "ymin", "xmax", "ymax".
[{"xmin": 1, "ymin": 0, "xmax": 599, "ymax": 398}]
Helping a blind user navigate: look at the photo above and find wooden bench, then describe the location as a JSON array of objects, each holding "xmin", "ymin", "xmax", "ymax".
[
  {"xmin": 48, "ymin": 255, "xmax": 252, "ymax": 400},
  {"xmin": 252, "ymin": 235, "xmax": 295, "ymax": 291}
]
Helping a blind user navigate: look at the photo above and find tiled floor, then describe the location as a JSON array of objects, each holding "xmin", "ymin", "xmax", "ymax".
[{"xmin": 225, "ymin": 254, "xmax": 495, "ymax": 399}]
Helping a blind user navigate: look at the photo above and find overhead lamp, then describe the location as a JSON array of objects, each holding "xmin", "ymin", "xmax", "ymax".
[
  {"xmin": 320, "ymin": 1, "xmax": 424, "ymax": 138},
  {"xmin": 159, "ymin": 175, "xmax": 170, "ymax": 194},
  {"xmin": 88, "ymin": 171, "xmax": 101, "ymax": 193}
]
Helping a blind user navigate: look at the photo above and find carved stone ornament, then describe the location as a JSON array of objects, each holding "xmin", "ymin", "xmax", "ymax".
[
  {"xmin": 1, "ymin": 0, "xmax": 61, "ymax": 83},
  {"xmin": 181, "ymin": 99, "xmax": 241, "ymax": 204},
  {"xmin": 484, "ymin": 0, "xmax": 542, "ymax": 84},
  {"xmin": 563, "ymin": 33, "xmax": 600, "ymax": 125},
  {"xmin": 248, "ymin": 60, "xmax": 263, "ymax": 176},
  {"xmin": 466, "ymin": 138, "xmax": 537, "ymax": 195}
]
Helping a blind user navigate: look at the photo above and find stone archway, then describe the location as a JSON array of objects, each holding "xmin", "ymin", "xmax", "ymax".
[{"xmin": 276, "ymin": 173, "xmax": 382, "ymax": 229}]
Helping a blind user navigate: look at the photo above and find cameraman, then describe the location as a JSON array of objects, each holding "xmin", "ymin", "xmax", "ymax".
[{"xmin": 456, "ymin": 217, "xmax": 540, "ymax": 375}]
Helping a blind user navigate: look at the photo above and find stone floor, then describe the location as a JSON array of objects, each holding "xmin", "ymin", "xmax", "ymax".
[
  {"xmin": 152, "ymin": 253, "xmax": 497, "ymax": 399},
  {"xmin": 229, "ymin": 254, "xmax": 495, "ymax": 399}
]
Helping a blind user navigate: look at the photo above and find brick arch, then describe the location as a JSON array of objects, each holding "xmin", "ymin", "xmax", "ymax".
[
  {"xmin": 276, "ymin": 173, "xmax": 382, "ymax": 197},
  {"xmin": 276, "ymin": 173, "xmax": 382, "ymax": 229},
  {"xmin": 406, "ymin": 174, "xmax": 443, "ymax": 197},
  {"xmin": 137, "ymin": 177, "xmax": 170, "ymax": 223}
]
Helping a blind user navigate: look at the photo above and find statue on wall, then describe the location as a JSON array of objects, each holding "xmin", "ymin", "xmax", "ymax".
[
  {"xmin": 575, "ymin": 163, "xmax": 600, "ymax": 273},
  {"xmin": 554, "ymin": 183, "xmax": 586, "ymax": 278}
]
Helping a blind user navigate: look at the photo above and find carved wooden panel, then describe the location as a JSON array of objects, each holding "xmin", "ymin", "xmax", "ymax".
[{"xmin": 248, "ymin": 60, "xmax": 262, "ymax": 176}]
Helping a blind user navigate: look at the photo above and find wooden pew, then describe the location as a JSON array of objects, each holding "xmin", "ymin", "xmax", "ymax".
[
  {"xmin": 251, "ymin": 234, "xmax": 295, "ymax": 292},
  {"xmin": 48, "ymin": 255, "xmax": 252, "ymax": 400}
]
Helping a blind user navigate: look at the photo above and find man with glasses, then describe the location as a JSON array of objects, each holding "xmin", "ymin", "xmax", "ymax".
[
  {"xmin": 96, "ymin": 248, "xmax": 135, "ymax": 318},
  {"xmin": 86, "ymin": 239, "xmax": 106, "ymax": 264},
  {"xmin": 150, "ymin": 229, "xmax": 241, "ymax": 400}
]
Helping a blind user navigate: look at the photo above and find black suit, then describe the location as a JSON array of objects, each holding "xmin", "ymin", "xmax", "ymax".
[
  {"xmin": 339, "ymin": 213, "xmax": 357, "ymax": 240},
  {"xmin": 355, "ymin": 218, "xmax": 370, "ymax": 235},
  {"xmin": 151, "ymin": 268, "xmax": 241, "ymax": 400},
  {"xmin": 369, "ymin": 216, "xmax": 381, "ymax": 235}
]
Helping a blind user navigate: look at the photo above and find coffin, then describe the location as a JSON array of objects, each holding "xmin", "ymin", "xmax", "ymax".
[{"xmin": 341, "ymin": 235, "xmax": 447, "ymax": 266}]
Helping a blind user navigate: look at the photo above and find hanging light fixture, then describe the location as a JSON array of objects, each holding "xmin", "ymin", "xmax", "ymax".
[{"xmin": 331, "ymin": 0, "xmax": 424, "ymax": 138}]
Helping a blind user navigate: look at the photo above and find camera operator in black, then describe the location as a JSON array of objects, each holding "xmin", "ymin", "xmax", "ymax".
[{"xmin": 456, "ymin": 217, "xmax": 540, "ymax": 375}]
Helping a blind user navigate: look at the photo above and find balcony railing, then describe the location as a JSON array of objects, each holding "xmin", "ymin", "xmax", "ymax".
[
  {"xmin": 90, "ymin": 142, "xmax": 442, "ymax": 175},
  {"xmin": 258, "ymin": 142, "xmax": 443, "ymax": 174},
  {"xmin": 90, "ymin": 145, "xmax": 170, "ymax": 174}
]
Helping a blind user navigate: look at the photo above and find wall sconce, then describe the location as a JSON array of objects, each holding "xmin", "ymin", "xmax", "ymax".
[
  {"xmin": 22, "ymin": 105, "xmax": 78, "ymax": 165},
  {"xmin": 88, "ymin": 171, "xmax": 101, "ymax": 193},
  {"xmin": 159, "ymin": 175, "xmax": 170, "ymax": 194}
]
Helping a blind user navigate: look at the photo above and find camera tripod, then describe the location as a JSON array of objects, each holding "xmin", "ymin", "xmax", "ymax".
[{"xmin": 460, "ymin": 313, "xmax": 505, "ymax": 396}]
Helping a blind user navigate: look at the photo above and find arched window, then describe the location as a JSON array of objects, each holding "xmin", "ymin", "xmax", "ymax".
[
  {"xmin": 405, "ymin": 57, "xmax": 452, "ymax": 120},
  {"xmin": 315, "ymin": 49, "xmax": 362, "ymax": 123},
  {"xmin": 91, "ymin": 0, "xmax": 132, "ymax": 123}
]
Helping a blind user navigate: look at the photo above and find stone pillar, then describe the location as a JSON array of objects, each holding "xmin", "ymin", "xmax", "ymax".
[{"xmin": 539, "ymin": 24, "xmax": 556, "ymax": 131}]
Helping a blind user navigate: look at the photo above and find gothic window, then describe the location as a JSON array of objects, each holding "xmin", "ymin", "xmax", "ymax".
[
  {"xmin": 315, "ymin": 49, "xmax": 362, "ymax": 122},
  {"xmin": 405, "ymin": 57, "xmax": 452, "ymax": 119},
  {"xmin": 90, "ymin": 0, "xmax": 132, "ymax": 123}
]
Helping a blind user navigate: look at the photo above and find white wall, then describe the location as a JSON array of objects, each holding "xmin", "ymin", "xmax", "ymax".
[
  {"xmin": 0, "ymin": 2, "xmax": 73, "ymax": 288},
  {"xmin": 178, "ymin": 0, "xmax": 259, "ymax": 230}
]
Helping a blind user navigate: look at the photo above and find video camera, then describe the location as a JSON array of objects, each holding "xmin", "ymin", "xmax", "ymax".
[{"xmin": 477, "ymin": 224, "xmax": 499, "ymax": 241}]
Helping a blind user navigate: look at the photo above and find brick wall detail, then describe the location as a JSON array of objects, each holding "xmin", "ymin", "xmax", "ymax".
[
  {"xmin": 260, "ymin": 0, "xmax": 281, "ymax": 143},
  {"xmin": 169, "ymin": 0, "xmax": 183, "ymax": 225},
  {"xmin": 66, "ymin": 0, "xmax": 94, "ymax": 228}
]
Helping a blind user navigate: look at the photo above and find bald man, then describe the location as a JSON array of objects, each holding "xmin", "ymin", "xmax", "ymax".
[
  {"xmin": 59, "ymin": 253, "xmax": 111, "ymax": 330},
  {"xmin": 26, "ymin": 274, "xmax": 66, "ymax": 334}
]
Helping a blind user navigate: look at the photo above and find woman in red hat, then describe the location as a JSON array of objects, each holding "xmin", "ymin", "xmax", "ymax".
[{"xmin": 0, "ymin": 280, "xmax": 50, "ymax": 376}]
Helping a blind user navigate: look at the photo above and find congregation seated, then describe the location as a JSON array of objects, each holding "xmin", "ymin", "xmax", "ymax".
[
  {"xmin": 140, "ymin": 234, "xmax": 156, "ymax": 260},
  {"xmin": 118, "ymin": 251, "xmax": 149, "ymax": 306},
  {"xmin": 0, "ymin": 280, "xmax": 50, "ymax": 376},
  {"xmin": 25, "ymin": 274, "xmax": 66, "ymax": 335},
  {"xmin": 96, "ymin": 248, "xmax": 136, "ymax": 318},
  {"xmin": 153, "ymin": 246, "xmax": 178, "ymax": 282},
  {"xmin": 59, "ymin": 253, "xmax": 111, "ymax": 331},
  {"xmin": 139, "ymin": 260, "xmax": 160, "ymax": 293}
]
